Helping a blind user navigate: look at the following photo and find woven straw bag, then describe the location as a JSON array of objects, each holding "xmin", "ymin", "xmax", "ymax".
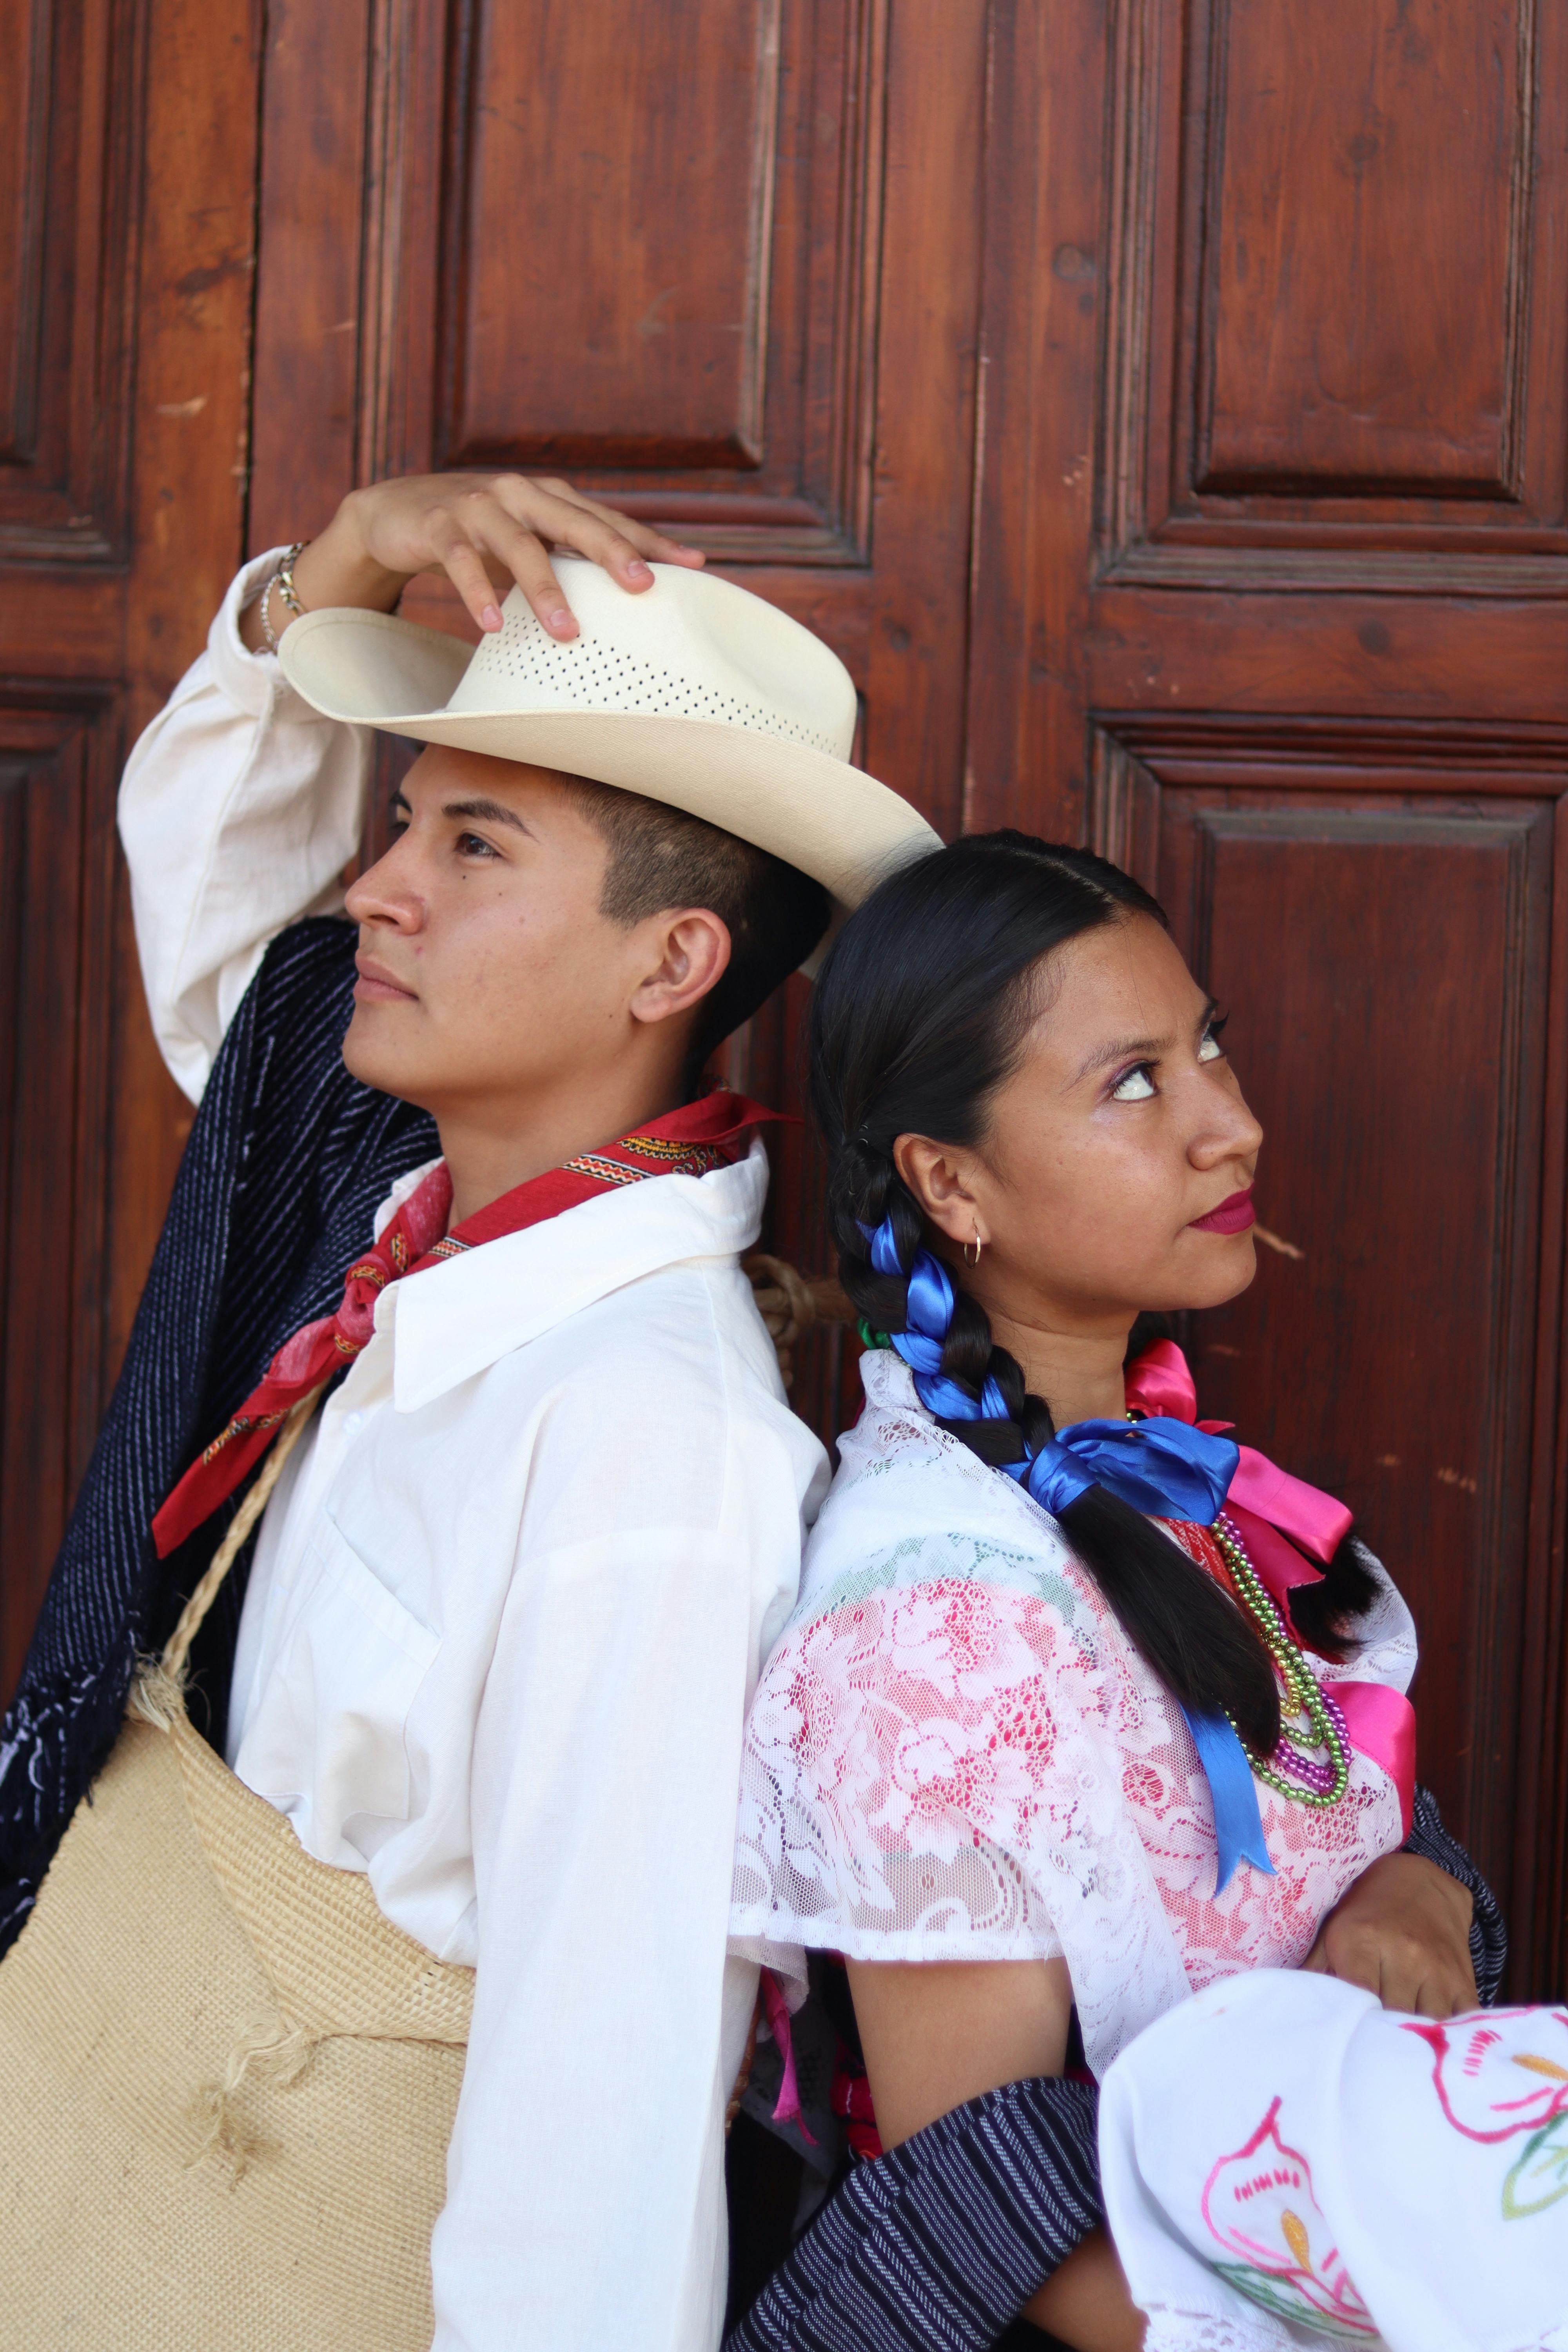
[{"xmin": 0, "ymin": 1395, "xmax": 473, "ymax": 2350}]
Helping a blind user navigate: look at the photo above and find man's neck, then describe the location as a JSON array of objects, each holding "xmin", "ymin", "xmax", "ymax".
[{"xmin": 434, "ymin": 1070, "xmax": 690, "ymax": 1229}]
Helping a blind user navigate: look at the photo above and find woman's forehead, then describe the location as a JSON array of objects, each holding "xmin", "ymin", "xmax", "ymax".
[{"xmin": 1023, "ymin": 917, "xmax": 1205, "ymax": 1065}]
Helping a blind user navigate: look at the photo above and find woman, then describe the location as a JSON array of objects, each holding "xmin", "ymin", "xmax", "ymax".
[{"xmin": 728, "ymin": 833, "xmax": 1550, "ymax": 2349}]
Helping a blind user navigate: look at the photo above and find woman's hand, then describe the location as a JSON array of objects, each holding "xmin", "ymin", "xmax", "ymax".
[
  {"xmin": 1302, "ymin": 1850, "xmax": 1477, "ymax": 2016},
  {"xmin": 242, "ymin": 472, "xmax": 704, "ymax": 653}
]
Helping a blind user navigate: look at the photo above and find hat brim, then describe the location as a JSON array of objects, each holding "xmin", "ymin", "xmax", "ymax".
[{"xmin": 279, "ymin": 606, "xmax": 941, "ymax": 912}]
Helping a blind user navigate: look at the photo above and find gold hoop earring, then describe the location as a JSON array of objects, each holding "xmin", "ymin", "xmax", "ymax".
[{"xmin": 964, "ymin": 1226, "xmax": 983, "ymax": 1268}]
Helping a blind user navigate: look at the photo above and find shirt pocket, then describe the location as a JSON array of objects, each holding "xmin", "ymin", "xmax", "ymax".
[{"xmin": 234, "ymin": 1512, "xmax": 442, "ymax": 1867}]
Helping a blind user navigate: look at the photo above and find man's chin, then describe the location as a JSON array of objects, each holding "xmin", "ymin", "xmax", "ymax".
[{"xmin": 341, "ymin": 1006, "xmax": 438, "ymax": 1108}]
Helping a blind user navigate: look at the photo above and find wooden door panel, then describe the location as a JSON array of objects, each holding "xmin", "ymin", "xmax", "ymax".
[
  {"xmin": 446, "ymin": 0, "xmax": 780, "ymax": 467},
  {"xmin": 0, "ymin": 697, "xmax": 122, "ymax": 1677},
  {"xmin": 249, "ymin": 0, "xmax": 982, "ymax": 838},
  {"xmin": 252, "ymin": 0, "xmax": 895, "ymax": 568},
  {"xmin": 1202, "ymin": 0, "xmax": 1521, "ymax": 492},
  {"xmin": 0, "ymin": 0, "xmax": 260, "ymax": 1704},
  {"xmin": 1092, "ymin": 718, "xmax": 1566, "ymax": 1941},
  {"xmin": 1099, "ymin": 0, "xmax": 1568, "ymax": 589},
  {"xmin": 0, "ymin": 0, "xmax": 139, "ymax": 559}
]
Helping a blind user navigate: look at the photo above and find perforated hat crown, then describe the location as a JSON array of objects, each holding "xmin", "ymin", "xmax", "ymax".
[{"xmin": 279, "ymin": 558, "xmax": 938, "ymax": 911}]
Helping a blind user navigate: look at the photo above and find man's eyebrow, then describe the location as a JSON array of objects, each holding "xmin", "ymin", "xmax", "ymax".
[
  {"xmin": 441, "ymin": 795, "xmax": 535, "ymax": 837},
  {"xmin": 1071, "ymin": 998, "xmax": 1218, "ymax": 1083}
]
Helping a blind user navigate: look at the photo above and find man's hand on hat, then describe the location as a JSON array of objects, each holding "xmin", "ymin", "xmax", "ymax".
[{"xmin": 246, "ymin": 472, "xmax": 705, "ymax": 654}]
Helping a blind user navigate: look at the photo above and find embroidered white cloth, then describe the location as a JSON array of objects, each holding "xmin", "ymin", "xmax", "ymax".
[
  {"xmin": 120, "ymin": 563, "xmax": 833, "ymax": 2352},
  {"xmin": 1098, "ymin": 1967, "xmax": 1568, "ymax": 2352},
  {"xmin": 731, "ymin": 1350, "xmax": 1416, "ymax": 2076}
]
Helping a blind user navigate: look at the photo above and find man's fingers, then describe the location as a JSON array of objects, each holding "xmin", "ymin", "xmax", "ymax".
[
  {"xmin": 542, "ymin": 483, "xmax": 706, "ymax": 569},
  {"xmin": 492, "ymin": 477, "xmax": 652, "ymax": 589},
  {"xmin": 497, "ymin": 476, "xmax": 703, "ymax": 584},
  {"xmin": 431, "ymin": 530, "xmax": 511, "ymax": 635},
  {"xmin": 467, "ymin": 509, "xmax": 590, "ymax": 639}
]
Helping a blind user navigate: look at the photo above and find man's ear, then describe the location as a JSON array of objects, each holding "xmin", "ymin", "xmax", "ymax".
[
  {"xmin": 628, "ymin": 907, "xmax": 733, "ymax": 1028},
  {"xmin": 893, "ymin": 1132, "xmax": 986, "ymax": 1250}
]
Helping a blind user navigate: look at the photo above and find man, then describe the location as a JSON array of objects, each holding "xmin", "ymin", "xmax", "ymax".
[{"xmin": 0, "ymin": 472, "xmax": 935, "ymax": 2348}]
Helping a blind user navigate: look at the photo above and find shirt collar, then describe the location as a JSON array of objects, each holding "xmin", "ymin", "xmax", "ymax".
[{"xmin": 378, "ymin": 1139, "xmax": 769, "ymax": 1412}]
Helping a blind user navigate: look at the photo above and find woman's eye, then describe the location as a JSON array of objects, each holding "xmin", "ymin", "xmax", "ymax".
[
  {"xmin": 1198, "ymin": 1017, "xmax": 1230, "ymax": 1064},
  {"xmin": 1110, "ymin": 1063, "xmax": 1157, "ymax": 1101}
]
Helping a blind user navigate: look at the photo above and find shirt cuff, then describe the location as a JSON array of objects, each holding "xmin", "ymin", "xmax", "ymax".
[{"xmin": 207, "ymin": 546, "xmax": 337, "ymax": 725}]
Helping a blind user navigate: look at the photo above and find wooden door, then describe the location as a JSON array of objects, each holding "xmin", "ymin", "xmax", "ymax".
[
  {"xmin": 0, "ymin": 0, "xmax": 258, "ymax": 1684},
  {"xmin": 7, "ymin": 0, "xmax": 1567, "ymax": 1996},
  {"xmin": 973, "ymin": 0, "xmax": 1568, "ymax": 1990}
]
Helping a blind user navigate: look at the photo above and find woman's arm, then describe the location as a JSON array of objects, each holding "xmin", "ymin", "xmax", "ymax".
[
  {"xmin": 846, "ymin": 1958, "xmax": 1144, "ymax": 2352},
  {"xmin": 846, "ymin": 1956, "xmax": 1073, "ymax": 2147}
]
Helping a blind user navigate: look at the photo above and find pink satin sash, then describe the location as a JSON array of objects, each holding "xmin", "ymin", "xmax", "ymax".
[{"xmin": 1127, "ymin": 1341, "xmax": 1416, "ymax": 1833}]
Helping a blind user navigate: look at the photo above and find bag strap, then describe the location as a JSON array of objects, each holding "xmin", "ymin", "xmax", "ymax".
[{"xmin": 162, "ymin": 1386, "xmax": 327, "ymax": 1682}]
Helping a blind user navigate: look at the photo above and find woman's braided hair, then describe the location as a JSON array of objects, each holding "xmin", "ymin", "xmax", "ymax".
[{"xmin": 810, "ymin": 830, "xmax": 1375, "ymax": 1753}]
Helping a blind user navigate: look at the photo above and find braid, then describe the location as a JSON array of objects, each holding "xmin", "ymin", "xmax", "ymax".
[
  {"xmin": 829, "ymin": 1139, "xmax": 921, "ymax": 1340},
  {"xmin": 807, "ymin": 826, "xmax": 1344, "ymax": 1758},
  {"xmin": 857, "ymin": 1206, "xmax": 1283, "ymax": 1753}
]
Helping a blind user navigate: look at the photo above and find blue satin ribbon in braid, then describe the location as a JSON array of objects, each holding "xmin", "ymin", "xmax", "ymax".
[
  {"xmin": 864, "ymin": 1216, "xmax": 1011, "ymax": 1421},
  {"xmin": 861, "ymin": 1211, "xmax": 1274, "ymax": 1894}
]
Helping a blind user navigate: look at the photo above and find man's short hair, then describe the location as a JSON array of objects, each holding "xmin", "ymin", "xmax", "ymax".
[{"xmin": 557, "ymin": 771, "xmax": 831, "ymax": 1073}]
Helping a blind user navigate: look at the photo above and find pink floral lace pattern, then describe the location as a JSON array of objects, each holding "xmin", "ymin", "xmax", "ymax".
[{"xmin": 731, "ymin": 1352, "xmax": 1415, "ymax": 2076}]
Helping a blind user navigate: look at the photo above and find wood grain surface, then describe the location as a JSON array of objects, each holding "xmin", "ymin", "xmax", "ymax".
[{"xmin": 4, "ymin": 0, "xmax": 1566, "ymax": 1993}]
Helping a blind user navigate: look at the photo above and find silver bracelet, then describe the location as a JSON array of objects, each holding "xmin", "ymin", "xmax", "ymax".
[
  {"xmin": 274, "ymin": 541, "xmax": 309, "ymax": 615},
  {"xmin": 257, "ymin": 541, "xmax": 309, "ymax": 655}
]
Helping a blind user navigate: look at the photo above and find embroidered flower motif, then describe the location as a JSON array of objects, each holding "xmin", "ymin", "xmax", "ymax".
[
  {"xmin": 1404, "ymin": 2009, "xmax": 1568, "ymax": 2222},
  {"xmin": 1406, "ymin": 2009, "xmax": 1568, "ymax": 2143},
  {"xmin": 1201, "ymin": 2097, "xmax": 1377, "ymax": 2338}
]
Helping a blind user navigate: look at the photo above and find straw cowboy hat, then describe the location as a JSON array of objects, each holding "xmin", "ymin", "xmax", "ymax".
[{"xmin": 279, "ymin": 559, "xmax": 940, "ymax": 912}]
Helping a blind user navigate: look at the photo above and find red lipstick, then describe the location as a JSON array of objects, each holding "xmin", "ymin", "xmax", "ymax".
[{"xmin": 1190, "ymin": 1189, "xmax": 1256, "ymax": 1235}]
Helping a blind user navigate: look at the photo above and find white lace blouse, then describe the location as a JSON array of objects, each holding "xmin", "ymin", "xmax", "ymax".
[{"xmin": 730, "ymin": 1350, "xmax": 1417, "ymax": 2078}]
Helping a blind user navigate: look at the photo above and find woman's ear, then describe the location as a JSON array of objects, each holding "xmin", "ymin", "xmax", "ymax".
[{"xmin": 893, "ymin": 1133, "xmax": 986, "ymax": 1250}]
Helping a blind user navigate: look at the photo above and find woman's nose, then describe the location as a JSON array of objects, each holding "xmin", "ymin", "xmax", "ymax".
[{"xmin": 1190, "ymin": 1080, "xmax": 1263, "ymax": 1170}]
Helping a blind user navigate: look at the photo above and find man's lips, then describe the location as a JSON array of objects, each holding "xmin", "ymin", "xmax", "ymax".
[
  {"xmin": 353, "ymin": 956, "xmax": 418, "ymax": 1003},
  {"xmin": 1189, "ymin": 1188, "xmax": 1256, "ymax": 1235}
]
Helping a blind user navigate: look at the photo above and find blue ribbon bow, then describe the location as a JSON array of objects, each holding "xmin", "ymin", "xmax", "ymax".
[
  {"xmin": 1002, "ymin": 1414, "xmax": 1271, "ymax": 1893},
  {"xmin": 860, "ymin": 1214, "xmax": 1274, "ymax": 1895},
  {"xmin": 1008, "ymin": 1414, "xmax": 1238, "ymax": 1525}
]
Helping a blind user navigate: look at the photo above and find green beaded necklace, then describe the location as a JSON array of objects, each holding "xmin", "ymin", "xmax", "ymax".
[
  {"xmin": 1210, "ymin": 1516, "xmax": 1350, "ymax": 1808},
  {"xmin": 864, "ymin": 1355, "xmax": 1352, "ymax": 1816}
]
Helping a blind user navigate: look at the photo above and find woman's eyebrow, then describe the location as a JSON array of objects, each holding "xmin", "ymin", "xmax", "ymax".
[
  {"xmin": 1074, "ymin": 1031, "xmax": 1166, "ymax": 1082},
  {"xmin": 1072, "ymin": 1001, "xmax": 1218, "ymax": 1083}
]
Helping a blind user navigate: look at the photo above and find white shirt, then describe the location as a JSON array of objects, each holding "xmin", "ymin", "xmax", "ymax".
[{"xmin": 119, "ymin": 554, "xmax": 831, "ymax": 2351}]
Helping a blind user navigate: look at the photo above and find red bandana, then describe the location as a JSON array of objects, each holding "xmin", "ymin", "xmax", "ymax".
[{"xmin": 151, "ymin": 1090, "xmax": 780, "ymax": 1559}]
